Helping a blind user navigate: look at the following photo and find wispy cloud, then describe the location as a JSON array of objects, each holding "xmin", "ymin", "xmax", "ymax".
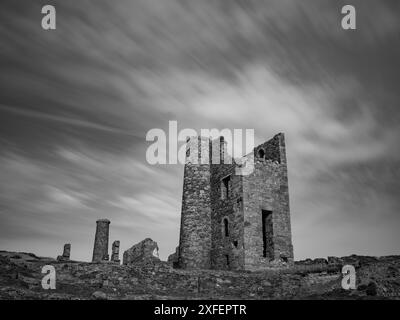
[
  {"xmin": 0, "ymin": 103, "xmax": 140, "ymax": 137},
  {"xmin": 0, "ymin": 0, "xmax": 399, "ymax": 261}
]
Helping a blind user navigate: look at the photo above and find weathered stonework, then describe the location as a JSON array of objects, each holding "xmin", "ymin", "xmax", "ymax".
[
  {"xmin": 92, "ymin": 219, "xmax": 110, "ymax": 262},
  {"xmin": 177, "ymin": 133, "xmax": 293, "ymax": 271},
  {"xmin": 111, "ymin": 240, "xmax": 120, "ymax": 264},
  {"xmin": 167, "ymin": 246, "xmax": 179, "ymax": 268},
  {"xmin": 57, "ymin": 243, "xmax": 71, "ymax": 262},
  {"xmin": 178, "ymin": 137, "xmax": 212, "ymax": 269},
  {"xmin": 123, "ymin": 238, "xmax": 160, "ymax": 265},
  {"xmin": 241, "ymin": 134, "xmax": 293, "ymax": 270}
]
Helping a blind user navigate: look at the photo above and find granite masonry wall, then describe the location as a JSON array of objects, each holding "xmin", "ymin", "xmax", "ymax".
[{"xmin": 242, "ymin": 133, "xmax": 293, "ymax": 270}]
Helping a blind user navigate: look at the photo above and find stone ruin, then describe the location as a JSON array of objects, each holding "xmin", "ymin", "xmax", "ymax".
[
  {"xmin": 111, "ymin": 240, "xmax": 120, "ymax": 264},
  {"xmin": 123, "ymin": 238, "xmax": 160, "ymax": 265},
  {"xmin": 57, "ymin": 243, "xmax": 71, "ymax": 262},
  {"xmin": 167, "ymin": 246, "xmax": 179, "ymax": 268},
  {"xmin": 62, "ymin": 133, "xmax": 294, "ymax": 272},
  {"xmin": 174, "ymin": 133, "xmax": 294, "ymax": 271}
]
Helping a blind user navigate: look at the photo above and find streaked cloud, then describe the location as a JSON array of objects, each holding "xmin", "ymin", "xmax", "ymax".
[{"xmin": 0, "ymin": 0, "xmax": 399, "ymax": 261}]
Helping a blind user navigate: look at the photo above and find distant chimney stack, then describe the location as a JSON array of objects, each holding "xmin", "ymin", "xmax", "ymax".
[
  {"xmin": 57, "ymin": 243, "xmax": 71, "ymax": 261},
  {"xmin": 92, "ymin": 219, "xmax": 110, "ymax": 262},
  {"xmin": 111, "ymin": 240, "xmax": 120, "ymax": 264}
]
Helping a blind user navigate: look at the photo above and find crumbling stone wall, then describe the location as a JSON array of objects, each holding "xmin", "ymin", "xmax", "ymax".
[
  {"xmin": 167, "ymin": 246, "xmax": 179, "ymax": 267},
  {"xmin": 123, "ymin": 238, "xmax": 160, "ymax": 265}
]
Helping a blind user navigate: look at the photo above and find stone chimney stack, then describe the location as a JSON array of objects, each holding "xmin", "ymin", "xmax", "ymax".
[
  {"xmin": 92, "ymin": 219, "xmax": 110, "ymax": 262},
  {"xmin": 57, "ymin": 243, "xmax": 71, "ymax": 261},
  {"xmin": 62, "ymin": 243, "xmax": 71, "ymax": 259},
  {"xmin": 111, "ymin": 240, "xmax": 120, "ymax": 264}
]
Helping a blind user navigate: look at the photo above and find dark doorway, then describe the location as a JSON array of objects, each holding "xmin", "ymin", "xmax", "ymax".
[
  {"xmin": 223, "ymin": 218, "xmax": 229, "ymax": 237},
  {"xmin": 262, "ymin": 210, "xmax": 273, "ymax": 259}
]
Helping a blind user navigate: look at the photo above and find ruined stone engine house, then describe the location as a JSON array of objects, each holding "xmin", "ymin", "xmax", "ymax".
[{"xmin": 177, "ymin": 133, "xmax": 293, "ymax": 271}]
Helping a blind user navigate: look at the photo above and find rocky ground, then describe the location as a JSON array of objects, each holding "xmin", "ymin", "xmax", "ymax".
[{"xmin": 0, "ymin": 250, "xmax": 399, "ymax": 300}]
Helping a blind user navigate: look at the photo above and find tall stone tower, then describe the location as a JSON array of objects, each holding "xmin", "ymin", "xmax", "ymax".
[
  {"xmin": 177, "ymin": 136, "xmax": 212, "ymax": 269},
  {"xmin": 177, "ymin": 133, "xmax": 293, "ymax": 271},
  {"xmin": 92, "ymin": 219, "xmax": 110, "ymax": 262}
]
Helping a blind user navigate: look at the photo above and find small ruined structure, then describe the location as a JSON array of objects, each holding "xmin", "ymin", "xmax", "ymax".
[
  {"xmin": 57, "ymin": 243, "xmax": 71, "ymax": 261},
  {"xmin": 177, "ymin": 133, "xmax": 293, "ymax": 271},
  {"xmin": 92, "ymin": 219, "xmax": 110, "ymax": 262},
  {"xmin": 111, "ymin": 240, "xmax": 120, "ymax": 264},
  {"xmin": 123, "ymin": 238, "xmax": 160, "ymax": 265}
]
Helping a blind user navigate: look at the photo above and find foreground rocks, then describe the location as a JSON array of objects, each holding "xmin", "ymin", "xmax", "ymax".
[{"xmin": 0, "ymin": 250, "xmax": 399, "ymax": 300}]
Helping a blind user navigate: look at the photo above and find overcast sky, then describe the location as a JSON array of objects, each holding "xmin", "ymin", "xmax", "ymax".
[{"xmin": 0, "ymin": 0, "xmax": 399, "ymax": 261}]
